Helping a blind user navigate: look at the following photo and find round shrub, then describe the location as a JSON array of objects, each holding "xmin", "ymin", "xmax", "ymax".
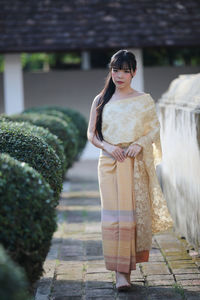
[
  {"xmin": 60, "ymin": 107, "xmax": 88, "ymax": 157},
  {"xmin": 0, "ymin": 244, "xmax": 32, "ymax": 300},
  {"xmin": 0, "ymin": 153, "xmax": 57, "ymax": 285},
  {"xmin": 0, "ymin": 121, "xmax": 62, "ymax": 203},
  {"xmin": 0, "ymin": 116, "xmax": 67, "ymax": 177},
  {"xmin": 1, "ymin": 113, "xmax": 77, "ymax": 169},
  {"xmin": 23, "ymin": 106, "xmax": 88, "ymax": 159},
  {"xmin": 22, "ymin": 109, "xmax": 79, "ymax": 168}
]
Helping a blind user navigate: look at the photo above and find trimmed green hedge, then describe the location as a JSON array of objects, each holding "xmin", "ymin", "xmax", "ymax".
[
  {"xmin": 1, "ymin": 113, "xmax": 77, "ymax": 169},
  {"xmin": 23, "ymin": 109, "xmax": 79, "ymax": 168},
  {"xmin": 23, "ymin": 106, "xmax": 88, "ymax": 160},
  {"xmin": 0, "ymin": 153, "xmax": 57, "ymax": 285},
  {"xmin": 0, "ymin": 244, "xmax": 32, "ymax": 300},
  {"xmin": 0, "ymin": 121, "xmax": 62, "ymax": 203},
  {"xmin": 0, "ymin": 116, "xmax": 67, "ymax": 177}
]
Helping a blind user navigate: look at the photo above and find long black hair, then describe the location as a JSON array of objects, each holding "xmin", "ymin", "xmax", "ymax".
[{"xmin": 95, "ymin": 49, "xmax": 137, "ymax": 141}]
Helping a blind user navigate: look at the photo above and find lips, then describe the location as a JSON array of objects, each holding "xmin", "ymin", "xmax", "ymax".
[{"xmin": 117, "ymin": 81, "xmax": 124, "ymax": 84}]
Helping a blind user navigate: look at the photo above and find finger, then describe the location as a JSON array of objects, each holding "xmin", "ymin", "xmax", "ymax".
[
  {"xmin": 119, "ymin": 153, "xmax": 125, "ymax": 161},
  {"xmin": 128, "ymin": 150, "xmax": 134, "ymax": 156},
  {"xmin": 120, "ymin": 151, "xmax": 126, "ymax": 160},
  {"xmin": 115, "ymin": 151, "xmax": 122, "ymax": 160},
  {"xmin": 120, "ymin": 151, "xmax": 125, "ymax": 159},
  {"xmin": 132, "ymin": 152, "xmax": 136, "ymax": 157},
  {"xmin": 112, "ymin": 153, "xmax": 118, "ymax": 160}
]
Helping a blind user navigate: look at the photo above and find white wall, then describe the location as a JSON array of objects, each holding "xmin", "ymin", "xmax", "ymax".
[{"xmin": 1, "ymin": 66, "xmax": 200, "ymax": 117}]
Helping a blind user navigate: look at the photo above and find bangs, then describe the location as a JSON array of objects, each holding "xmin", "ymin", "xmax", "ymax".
[{"xmin": 110, "ymin": 56, "xmax": 132, "ymax": 71}]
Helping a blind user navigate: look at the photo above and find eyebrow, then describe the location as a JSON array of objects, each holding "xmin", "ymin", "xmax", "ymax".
[{"xmin": 112, "ymin": 67, "xmax": 130, "ymax": 70}]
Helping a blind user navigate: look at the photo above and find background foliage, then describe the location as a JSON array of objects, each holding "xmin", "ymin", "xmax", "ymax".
[{"xmin": 0, "ymin": 47, "xmax": 199, "ymax": 72}]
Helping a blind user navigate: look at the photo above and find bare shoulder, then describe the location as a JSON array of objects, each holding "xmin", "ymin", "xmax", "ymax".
[{"xmin": 93, "ymin": 93, "xmax": 102, "ymax": 107}]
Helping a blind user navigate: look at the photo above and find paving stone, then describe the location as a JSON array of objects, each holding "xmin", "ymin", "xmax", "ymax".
[
  {"xmin": 193, "ymin": 261, "xmax": 200, "ymax": 268},
  {"xmin": 183, "ymin": 286, "xmax": 200, "ymax": 292},
  {"xmin": 47, "ymin": 243, "xmax": 61, "ymax": 260},
  {"xmin": 163, "ymin": 250, "xmax": 188, "ymax": 256},
  {"xmin": 59, "ymin": 245, "xmax": 84, "ymax": 258},
  {"xmin": 169, "ymin": 260, "xmax": 197, "ymax": 269},
  {"xmin": 147, "ymin": 279, "xmax": 175, "ymax": 286},
  {"xmin": 56, "ymin": 272, "xmax": 83, "ymax": 281},
  {"xmin": 85, "ymin": 255, "xmax": 104, "ymax": 261},
  {"xmin": 183, "ymin": 287, "xmax": 200, "ymax": 300},
  {"xmin": 184, "ymin": 293, "xmax": 200, "ymax": 300},
  {"xmin": 56, "ymin": 265, "xmax": 83, "ymax": 276},
  {"xmin": 148, "ymin": 255, "xmax": 165, "ymax": 262},
  {"xmin": 166, "ymin": 255, "xmax": 193, "ymax": 261},
  {"xmin": 146, "ymin": 274, "xmax": 174, "ymax": 281},
  {"xmin": 78, "ymin": 233, "xmax": 102, "ymax": 240},
  {"xmin": 117, "ymin": 289, "xmax": 147, "ymax": 300},
  {"xmin": 51, "ymin": 297, "xmax": 82, "ymax": 300},
  {"xmin": 149, "ymin": 247, "xmax": 161, "ymax": 253},
  {"xmin": 85, "ymin": 222, "xmax": 101, "ymax": 233},
  {"xmin": 63, "ymin": 223, "xmax": 85, "ymax": 232},
  {"xmin": 172, "ymin": 268, "xmax": 200, "ymax": 274},
  {"xmin": 42, "ymin": 260, "xmax": 57, "ymax": 278},
  {"xmin": 85, "ymin": 281, "xmax": 113, "ymax": 289},
  {"xmin": 56, "ymin": 261, "xmax": 84, "ymax": 274},
  {"xmin": 84, "ymin": 240, "xmax": 103, "ymax": 256},
  {"xmin": 34, "ymin": 277, "xmax": 52, "ymax": 299},
  {"xmin": 86, "ymin": 265, "xmax": 110, "ymax": 274},
  {"xmin": 85, "ymin": 288, "xmax": 115, "ymax": 297},
  {"xmin": 130, "ymin": 281, "xmax": 145, "ymax": 286},
  {"xmin": 158, "ymin": 241, "xmax": 183, "ymax": 248},
  {"xmin": 85, "ymin": 273, "xmax": 113, "ymax": 282},
  {"xmin": 51, "ymin": 281, "xmax": 82, "ymax": 297},
  {"xmin": 176, "ymin": 280, "xmax": 200, "ymax": 286},
  {"xmin": 175, "ymin": 273, "xmax": 200, "ymax": 280},
  {"xmin": 61, "ymin": 238, "xmax": 83, "ymax": 246},
  {"xmin": 56, "ymin": 260, "xmax": 83, "ymax": 270},
  {"xmin": 130, "ymin": 269, "xmax": 144, "ymax": 280},
  {"xmin": 142, "ymin": 263, "xmax": 171, "ymax": 275},
  {"xmin": 86, "ymin": 260, "xmax": 105, "ymax": 266},
  {"xmin": 146, "ymin": 286, "xmax": 183, "ymax": 299},
  {"xmin": 85, "ymin": 295, "xmax": 115, "ymax": 300}
]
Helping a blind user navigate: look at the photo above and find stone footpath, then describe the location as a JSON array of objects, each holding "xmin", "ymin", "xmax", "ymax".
[{"xmin": 34, "ymin": 159, "xmax": 200, "ymax": 300}]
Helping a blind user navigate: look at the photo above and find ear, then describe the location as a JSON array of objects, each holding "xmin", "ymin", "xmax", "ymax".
[{"xmin": 131, "ymin": 68, "xmax": 137, "ymax": 77}]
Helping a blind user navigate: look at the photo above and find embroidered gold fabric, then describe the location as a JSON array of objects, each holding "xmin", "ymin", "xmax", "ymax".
[{"xmin": 101, "ymin": 93, "xmax": 173, "ymax": 248}]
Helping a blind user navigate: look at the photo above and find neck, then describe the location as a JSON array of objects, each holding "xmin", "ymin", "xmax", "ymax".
[{"xmin": 115, "ymin": 87, "xmax": 134, "ymax": 96}]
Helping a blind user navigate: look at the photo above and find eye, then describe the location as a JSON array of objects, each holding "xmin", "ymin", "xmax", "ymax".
[
  {"xmin": 113, "ymin": 68, "xmax": 118, "ymax": 72},
  {"xmin": 124, "ymin": 70, "xmax": 130, "ymax": 73}
]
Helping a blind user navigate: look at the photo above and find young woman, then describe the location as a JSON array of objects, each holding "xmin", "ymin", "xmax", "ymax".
[{"xmin": 87, "ymin": 49, "xmax": 173, "ymax": 291}]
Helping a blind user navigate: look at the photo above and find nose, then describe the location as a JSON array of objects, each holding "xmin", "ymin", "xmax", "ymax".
[{"xmin": 117, "ymin": 71, "xmax": 123, "ymax": 78}]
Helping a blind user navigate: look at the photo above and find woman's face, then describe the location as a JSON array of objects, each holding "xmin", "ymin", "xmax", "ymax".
[{"xmin": 111, "ymin": 66, "xmax": 136, "ymax": 89}]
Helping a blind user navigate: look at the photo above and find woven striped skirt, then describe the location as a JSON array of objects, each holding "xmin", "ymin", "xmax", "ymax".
[{"xmin": 98, "ymin": 145, "xmax": 150, "ymax": 273}]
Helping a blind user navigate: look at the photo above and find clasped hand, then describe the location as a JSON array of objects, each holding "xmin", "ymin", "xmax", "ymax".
[{"xmin": 106, "ymin": 144, "xmax": 142, "ymax": 162}]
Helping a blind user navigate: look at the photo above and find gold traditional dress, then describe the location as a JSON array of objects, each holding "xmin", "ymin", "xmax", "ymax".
[{"xmin": 97, "ymin": 93, "xmax": 173, "ymax": 273}]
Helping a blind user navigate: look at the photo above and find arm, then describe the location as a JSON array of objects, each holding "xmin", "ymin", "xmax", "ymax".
[
  {"xmin": 87, "ymin": 94, "xmax": 111, "ymax": 150},
  {"xmin": 87, "ymin": 95, "xmax": 126, "ymax": 162}
]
